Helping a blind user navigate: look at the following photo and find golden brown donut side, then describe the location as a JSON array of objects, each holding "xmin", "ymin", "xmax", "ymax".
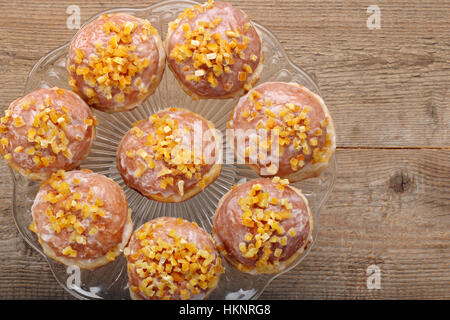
[
  {"xmin": 36, "ymin": 211, "xmax": 133, "ymax": 270},
  {"xmin": 30, "ymin": 169, "xmax": 133, "ymax": 270},
  {"xmin": 165, "ymin": 1, "xmax": 263, "ymax": 100},
  {"xmin": 228, "ymin": 82, "xmax": 336, "ymax": 182},
  {"xmin": 0, "ymin": 87, "xmax": 96, "ymax": 181},
  {"xmin": 213, "ymin": 177, "xmax": 313, "ymax": 274},
  {"xmin": 116, "ymin": 107, "xmax": 222, "ymax": 203},
  {"xmin": 67, "ymin": 13, "xmax": 165, "ymax": 113},
  {"xmin": 126, "ymin": 217, "xmax": 223, "ymax": 300}
]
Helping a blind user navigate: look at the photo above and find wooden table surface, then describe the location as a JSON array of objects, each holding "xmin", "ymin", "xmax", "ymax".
[{"xmin": 0, "ymin": 0, "xmax": 448, "ymax": 300}]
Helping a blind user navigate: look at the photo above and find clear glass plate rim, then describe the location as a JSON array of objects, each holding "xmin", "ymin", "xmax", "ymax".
[{"xmin": 11, "ymin": 0, "xmax": 337, "ymax": 300}]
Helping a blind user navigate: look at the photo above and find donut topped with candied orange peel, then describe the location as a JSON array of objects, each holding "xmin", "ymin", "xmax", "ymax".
[
  {"xmin": 213, "ymin": 177, "xmax": 313, "ymax": 274},
  {"xmin": 228, "ymin": 82, "xmax": 336, "ymax": 182},
  {"xmin": 125, "ymin": 217, "xmax": 223, "ymax": 300},
  {"xmin": 30, "ymin": 169, "xmax": 133, "ymax": 270},
  {"xmin": 165, "ymin": 1, "xmax": 263, "ymax": 99},
  {"xmin": 116, "ymin": 107, "xmax": 222, "ymax": 203},
  {"xmin": 0, "ymin": 87, "xmax": 96, "ymax": 181},
  {"xmin": 67, "ymin": 13, "xmax": 165, "ymax": 113}
]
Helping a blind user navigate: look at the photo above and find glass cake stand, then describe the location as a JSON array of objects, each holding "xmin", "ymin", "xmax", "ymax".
[{"xmin": 12, "ymin": 0, "xmax": 337, "ymax": 300}]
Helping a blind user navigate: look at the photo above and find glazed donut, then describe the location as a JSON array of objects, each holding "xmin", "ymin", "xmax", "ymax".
[
  {"xmin": 228, "ymin": 82, "xmax": 336, "ymax": 182},
  {"xmin": 29, "ymin": 169, "xmax": 133, "ymax": 270},
  {"xmin": 165, "ymin": 0, "xmax": 263, "ymax": 100},
  {"xmin": 213, "ymin": 177, "xmax": 313, "ymax": 274},
  {"xmin": 125, "ymin": 217, "xmax": 224, "ymax": 300},
  {"xmin": 0, "ymin": 87, "xmax": 96, "ymax": 181},
  {"xmin": 116, "ymin": 107, "xmax": 222, "ymax": 203},
  {"xmin": 67, "ymin": 13, "xmax": 165, "ymax": 113}
]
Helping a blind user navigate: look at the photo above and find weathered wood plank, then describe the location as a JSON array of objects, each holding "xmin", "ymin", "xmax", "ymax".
[
  {"xmin": 0, "ymin": 149, "xmax": 448, "ymax": 299},
  {"xmin": 0, "ymin": 0, "xmax": 448, "ymax": 300},
  {"xmin": 261, "ymin": 148, "xmax": 450, "ymax": 299},
  {"xmin": 0, "ymin": 0, "xmax": 448, "ymax": 147}
]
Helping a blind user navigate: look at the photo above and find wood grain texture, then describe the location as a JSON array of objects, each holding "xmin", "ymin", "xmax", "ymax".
[
  {"xmin": 0, "ymin": 0, "xmax": 448, "ymax": 300},
  {"xmin": 261, "ymin": 149, "xmax": 450, "ymax": 299}
]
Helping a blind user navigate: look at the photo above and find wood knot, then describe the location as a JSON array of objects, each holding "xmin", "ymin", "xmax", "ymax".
[{"xmin": 389, "ymin": 172, "xmax": 414, "ymax": 193}]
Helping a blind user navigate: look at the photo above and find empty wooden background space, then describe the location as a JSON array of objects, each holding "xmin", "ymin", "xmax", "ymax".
[{"xmin": 0, "ymin": 0, "xmax": 448, "ymax": 299}]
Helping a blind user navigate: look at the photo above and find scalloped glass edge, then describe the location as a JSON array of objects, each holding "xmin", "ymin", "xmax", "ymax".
[{"xmin": 10, "ymin": 0, "xmax": 338, "ymax": 300}]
